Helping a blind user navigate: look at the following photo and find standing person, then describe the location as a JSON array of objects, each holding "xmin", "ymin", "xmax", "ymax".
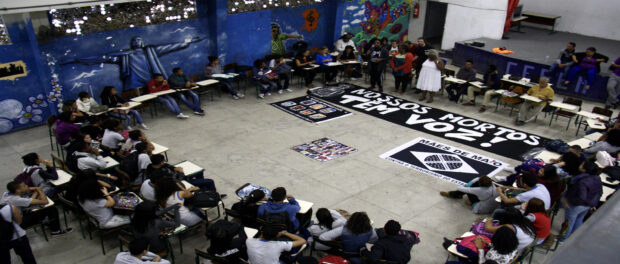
[
  {"xmin": 413, "ymin": 37, "xmax": 433, "ymax": 93},
  {"xmin": 294, "ymin": 49, "xmax": 317, "ymax": 89},
  {"xmin": 390, "ymin": 44, "xmax": 414, "ymax": 94},
  {"xmin": 416, "ymin": 50, "xmax": 444, "ymax": 103},
  {"xmin": 114, "ymin": 238, "xmax": 170, "ymax": 264},
  {"xmin": 364, "ymin": 220, "xmax": 420, "ymax": 264},
  {"xmin": 560, "ymin": 161, "xmax": 602, "ymax": 241},
  {"xmin": 269, "ymin": 54, "xmax": 293, "ymax": 94},
  {"xmin": 366, "ymin": 39, "xmax": 389, "ymax": 92},
  {"xmin": 547, "ymin": 42, "xmax": 576, "ymax": 80},
  {"xmin": 271, "ymin": 23, "xmax": 302, "ymax": 55},
  {"xmin": 462, "ymin": 64, "xmax": 501, "ymax": 112},
  {"xmin": 245, "ymin": 225, "xmax": 306, "ymax": 264},
  {"xmin": 563, "ymin": 47, "xmax": 609, "ymax": 90},
  {"xmin": 0, "ymin": 204, "xmax": 37, "ymax": 264},
  {"xmin": 446, "ymin": 59, "xmax": 477, "ymax": 101},
  {"xmin": 167, "ymin": 68, "xmax": 205, "ymax": 115},
  {"xmin": 146, "ymin": 74, "xmax": 189, "ymax": 119},
  {"xmin": 315, "ymin": 46, "xmax": 338, "ymax": 85},
  {"xmin": 204, "ymin": 56, "xmax": 244, "ymax": 99},
  {"xmin": 334, "ymin": 33, "xmax": 356, "ymax": 54},
  {"xmin": 515, "ymin": 77, "xmax": 554, "ymax": 125},
  {"xmin": 99, "ymin": 86, "xmax": 148, "ymax": 129},
  {"xmin": 605, "ymin": 56, "xmax": 620, "ymax": 109},
  {"xmin": 253, "ymin": 59, "xmax": 278, "ymax": 99}
]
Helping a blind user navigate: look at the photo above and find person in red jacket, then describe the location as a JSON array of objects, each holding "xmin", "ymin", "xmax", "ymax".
[
  {"xmin": 146, "ymin": 74, "xmax": 189, "ymax": 119},
  {"xmin": 390, "ymin": 45, "xmax": 414, "ymax": 94}
]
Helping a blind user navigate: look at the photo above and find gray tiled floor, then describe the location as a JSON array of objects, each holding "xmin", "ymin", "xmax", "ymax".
[{"xmin": 1, "ymin": 75, "xmax": 611, "ymax": 264}]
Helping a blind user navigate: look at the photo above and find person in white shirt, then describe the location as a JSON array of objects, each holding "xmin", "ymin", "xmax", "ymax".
[
  {"xmin": 308, "ymin": 208, "xmax": 347, "ymax": 250},
  {"xmin": 101, "ymin": 119, "xmax": 126, "ymax": 150},
  {"xmin": 0, "ymin": 204, "xmax": 38, "ymax": 264},
  {"xmin": 140, "ymin": 179, "xmax": 156, "ymax": 202},
  {"xmin": 496, "ymin": 172, "xmax": 551, "ymax": 210},
  {"xmin": 132, "ymin": 142, "xmax": 152, "ymax": 185},
  {"xmin": 72, "ymin": 141, "xmax": 108, "ymax": 171},
  {"xmin": 334, "ymin": 33, "xmax": 356, "ymax": 54},
  {"xmin": 246, "ymin": 225, "xmax": 306, "ymax": 264},
  {"xmin": 114, "ymin": 238, "xmax": 170, "ymax": 264},
  {"xmin": 77, "ymin": 92, "xmax": 100, "ymax": 113},
  {"xmin": 78, "ymin": 180, "xmax": 130, "ymax": 229}
]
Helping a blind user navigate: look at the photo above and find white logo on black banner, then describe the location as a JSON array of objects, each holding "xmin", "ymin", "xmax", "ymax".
[{"xmin": 411, "ymin": 151, "xmax": 478, "ymax": 174}]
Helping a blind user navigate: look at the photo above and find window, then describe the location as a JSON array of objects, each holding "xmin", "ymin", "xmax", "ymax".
[
  {"xmin": 0, "ymin": 16, "xmax": 11, "ymax": 45},
  {"xmin": 48, "ymin": 0, "xmax": 197, "ymax": 36},
  {"xmin": 228, "ymin": 0, "xmax": 323, "ymax": 14}
]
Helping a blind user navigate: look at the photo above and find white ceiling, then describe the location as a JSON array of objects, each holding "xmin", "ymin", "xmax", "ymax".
[{"xmin": 0, "ymin": 0, "xmax": 146, "ymax": 14}]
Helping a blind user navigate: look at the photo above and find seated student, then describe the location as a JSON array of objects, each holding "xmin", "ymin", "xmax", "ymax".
[
  {"xmin": 231, "ymin": 189, "xmax": 266, "ymax": 228},
  {"xmin": 439, "ymin": 176, "xmax": 499, "ymax": 214},
  {"xmin": 548, "ymin": 149, "xmax": 582, "ymax": 177},
  {"xmin": 131, "ymin": 202, "xmax": 181, "ymax": 254},
  {"xmin": 462, "ymin": 64, "xmax": 500, "ymax": 112},
  {"xmin": 364, "ymin": 220, "xmax": 419, "ymax": 264},
  {"xmin": 269, "ymin": 54, "xmax": 293, "ymax": 94},
  {"xmin": 334, "ymin": 33, "xmax": 356, "ymax": 54},
  {"xmin": 496, "ymin": 172, "xmax": 551, "ymax": 210},
  {"xmin": 114, "ymin": 238, "xmax": 171, "ymax": 264},
  {"xmin": 146, "ymin": 74, "xmax": 190, "ymax": 119},
  {"xmin": 446, "ymin": 226, "xmax": 519, "ymax": 264},
  {"xmin": 521, "ymin": 198, "xmax": 550, "ymax": 244},
  {"xmin": 515, "ymin": 77, "xmax": 554, "ymax": 125},
  {"xmin": 19, "ymin": 153, "xmax": 58, "ymax": 196},
  {"xmin": 54, "ymin": 111, "xmax": 81, "ymax": 146},
  {"xmin": 128, "ymin": 142, "xmax": 152, "ymax": 186},
  {"xmin": 64, "ymin": 169, "xmax": 114, "ymax": 204},
  {"xmin": 484, "ymin": 207, "xmax": 536, "ymax": 253},
  {"xmin": 167, "ymin": 67, "xmax": 205, "ymax": 115},
  {"xmin": 205, "ymin": 56, "xmax": 244, "ymax": 99},
  {"xmin": 62, "ymin": 100, "xmax": 87, "ymax": 123},
  {"xmin": 366, "ymin": 40, "xmax": 389, "ymax": 92},
  {"xmin": 583, "ymin": 128, "xmax": 620, "ymax": 155},
  {"xmin": 252, "ymin": 59, "xmax": 277, "ymax": 99},
  {"xmin": 245, "ymin": 225, "xmax": 306, "ymax": 264},
  {"xmin": 0, "ymin": 181, "xmax": 72, "ymax": 236},
  {"xmin": 563, "ymin": 47, "xmax": 609, "ymax": 90},
  {"xmin": 139, "ymin": 177, "xmax": 157, "ymax": 203},
  {"xmin": 155, "ymin": 177, "xmax": 204, "ymax": 227},
  {"xmin": 121, "ymin": 129, "xmax": 153, "ymax": 156},
  {"xmin": 536, "ymin": 165, "xmax": 562, "ymax": 207},
  {"xmin": 206, "ymin": 219, "xmax": 248, "ymax": 262},
  {"xmin": 99, "ymin": 86, "xmax": 148, "ymax": 130},
  {"xmin": 1, "ymin": 204, "xmax": 37, "ymax": 264},
  {"xmin": 390, "ymin": 45, "xmax": 414, "ymax": 94},
  {"xmin": 315, "ymin": 46, "xmax": 339, "ymax": 85},
  {"xmin": 71, "ymin": 141, "xmax": 107, "ymax": 172},
  {"xmin": 340, "ymin": 45, "xmax": 360, "ymax": 81},
  {"xmin": 80, "ymin": 115, "xmax": 105, "ymax": 140},
  {"xmin": 79, "ymin": 179, "xmax": 130, "ymax": 228},
  {"xmin": 257, "ymin": 187, "xmax": 301, "ymax": 231},
  {"xmin": 308, "ymin": 208, "xmax": 347, "ymax": 250},
  {"xmin": 320, "ymin": 212, "xmax": 378, "ymax": 263},
  {"xmin": 101, "ymin": 118, "xmax": 126, "ymax": 151},
  {"xmin": 547, "ymin": 42, "xmax": 577, "ymax": 80},
  {"xmin": 560, "ymin": 161, "xmax": 603, "ymax": 241},
  {"xmin": 446, "ymin": 59, "xmax": 477, "ymax": 101},
  {"xmin": 294, "ymin": 49, "xmax": 317, "ymax": 88},
  {"xmin": 146, "ymin": 154, "xmax": 216, "ymax": 192},
  {"xmin": 76, "ymin": 91, "xmax": 101, "ymax": 114}
]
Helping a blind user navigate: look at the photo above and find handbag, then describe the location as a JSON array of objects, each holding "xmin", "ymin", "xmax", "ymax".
[
  {"xmin": 112, "ymin": 192, "xmax": 140, "ymax": 210},
  {"xmin": 192, "ymin": 189, "xmax": 221, "ymax": 208},
  {"xmin": 455, "ymin": 234, "xmax": 491, "ymax": 259}
]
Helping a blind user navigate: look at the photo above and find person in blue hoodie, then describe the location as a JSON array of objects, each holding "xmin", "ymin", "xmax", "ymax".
[{"xmin": 258, "ymin": 187, "xmax": 301, "ymax": 231}]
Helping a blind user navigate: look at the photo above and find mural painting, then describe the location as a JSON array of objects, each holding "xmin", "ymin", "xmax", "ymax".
[
  {"xmin": 0, "ymin": 60, "xmax": 28, "ymax": 81},
  {"xmin": 341, "ymin": 0, "xmax": 411, "ymax": 49},
  {"xmin": 300, "ymin": 8, "xmax": 321, "ymax": 32}
]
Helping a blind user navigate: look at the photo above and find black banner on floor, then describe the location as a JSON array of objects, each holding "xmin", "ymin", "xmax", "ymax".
[
  {"xmin": 312, "ymin": 84, "xmax": 549, "ymax": 160},
  {"xmin": 381, "ymin": 137, "xmax": 508, "ymax": 185},
  {"xmin": 271, "ymin": 96, "xmax": 352, "ymax": 124}
]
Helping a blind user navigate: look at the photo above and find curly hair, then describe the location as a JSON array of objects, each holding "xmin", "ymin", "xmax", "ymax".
[
  {"xmin": 346, "ymin": 212, "xmax": 372, "ymax": 235},
  {"xmin": 492, "ymin": 226, "xmax": 518, "ymax": 254}
]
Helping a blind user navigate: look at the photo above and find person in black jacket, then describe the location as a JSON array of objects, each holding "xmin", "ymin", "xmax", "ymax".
[
  {"xmin": 364, "ymin": 220, "xmax": 420, "ymax": 264},
  {"xmin": 99, "ymin": 85, "xmax": 148, "ymax": 130},
  {"xmin": 205, "ymin": 219, "xmax": 248, "ymax": 263}
]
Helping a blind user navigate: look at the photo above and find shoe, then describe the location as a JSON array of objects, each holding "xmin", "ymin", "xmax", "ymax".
[
  {"xmin": 51, "ymin": 228, "xmax": 73, "ymax": 236},
  {"xmin": 369, "ymin": 86, "xmax": 375, "ymax": 90},
  {"xmin": 286, "ymin": 88, "xmax": 293, "ymax": 92},
  {"xmin": 351, "ymin": 77, "xmax": 358, "ymax": 81},
  {"xmin": 516, "ymin": 120, "xmax": 525, "ymax": 126},
  {"xmin": 439, "ymin": 191, "xmax": 450, "ymax": 197},
  {"xmin": 258, "ymin": 93, "xmax": 265, "ymax": 99},
  {"xmin": 462, "ymin": 102, "xmax": 475, "ymax": 106},
  {"xmin": 238, "ymin": 93, "xmax": 245, "ymax": 98},
  {"xmin": 278, "ymin": 89, "xmax": 283, "ymax": 94},
  {"xmin": 194, "ymin": 111, "xmax": 205, "ymax": 116},
  {"xmin": 479, "ymin": 107, "xmax": 486, "ymax": 113},
  {"xmin": 176, "ymin": 113, "xmax": 189, "ymax": 119},
  {"xmin": 140, "ymin": 123, "xmax": 149, "ymax": 130},
  {"xmin": 559, "ymin": 221, "xmax": 570, "ymax": 238},
  {"xmin": 233, "ymin": 95, "xmax": 240, "ymax": 100},
  {"xmin": 220, "ymin": 194, "xmax": 227, "ymax": 199},
  {"xmin": 464, "ymin": 200, "xmax": 473, "ymax": 206},
  {"xmin": 266, "ymin": 92, "xmax": 272, "ymax": 96},
  {"xmin": 414, "ymin": 89, "xmax": 422, "ymax": 94},
  {"xmin": 442, "ymin": 237, "xmax": 455, "ymax": 250}
]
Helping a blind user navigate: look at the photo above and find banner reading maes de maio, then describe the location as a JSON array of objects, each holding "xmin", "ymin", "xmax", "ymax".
[{"xmin": 314, "ymin": 85, "xmax": 550, "ymax": 161}]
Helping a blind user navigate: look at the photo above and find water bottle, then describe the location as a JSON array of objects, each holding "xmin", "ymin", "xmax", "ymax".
[{"xmin": 545, "ymin": 55, "xmax": 550, "ymax": 63}]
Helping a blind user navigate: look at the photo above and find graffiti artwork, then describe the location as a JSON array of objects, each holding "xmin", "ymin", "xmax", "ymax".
[
  {"xmin": 0, "ymin": 60, "xmax": 27, "ymax": 81},
  {"xmin": 300, "ymin": 8, "xmax": 321, "ymax": 32},
  {"xmin": 341, "ymin": 0, "xmax": 410, "ymax": 49}
]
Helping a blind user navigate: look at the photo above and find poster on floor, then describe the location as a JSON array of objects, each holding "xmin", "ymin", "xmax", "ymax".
[
  {"xmin": 292, "ymin": 138, "xmax": 357, "ymax": 162},
  {"xmin": 311, "ymin": 84, "xmax": 550, "ymax": 160},
  {"xmin": 270, "ymin": 96, "xmax": 352, "ymax": 124},
  {"xmin": 380, "ymin": 137, "xmax": 509, "ymax": 185}
]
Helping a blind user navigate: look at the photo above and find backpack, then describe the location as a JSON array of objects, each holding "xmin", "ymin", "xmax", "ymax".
[
  {"xmin": 319, "ymin": 256, "xmax": 349, "ymax": 264},
  {"xmin": 0, "ymin": 205, "xmax": 15, "ymax": 241},
  {"xmin": 455, "ymin": 234, "xmax": 491, "ymax": 259},
  {"xmin": 515, "ymin": 158, "xmax": 546, "ymax": 175},
  {"xmin": 545, "ymin": 139, "xmax": 570, "ymax": 154},
  {"xmin": 263, "ymin": 211, "xmax": 291, "ymax": 231},
  {"xmin": 67, "ymin": 152, "xmax": 87, "ymax": 173},
  {"xmin": 192, "ymin": 189, "xmax": 221, "ymax": 208},
  {"xmin": 14, "ymin": 167, "xmax": 38, "ymax": 187},
  {"xmin": 471, "ymin": 221, "xmax": 497, "ymax": 238},
  {"xmin": 121, "ymin": 151, "xmax": 141, "ymax": 181}
]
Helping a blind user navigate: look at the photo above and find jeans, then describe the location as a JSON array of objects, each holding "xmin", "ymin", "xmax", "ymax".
[
  {"xmin": 157, "ymin": 95, "xmax": 181, "ymax": 115},
  {"xmin": 562, "ymin": 204, "xmax": 591, "ymax": 240},
  {"xmin": 257, "ymin": 80, "xmax": 276, "ymax": 94},
  {"xmin": 176, "ymin": 91, "xmax": 203, "ymax": 112},
  {"xmin": 394, "ymin": 74, "xmax": 411, "ymax": 92},
  {"xmin": 219, "ymin": 79, "xmax": 238, "ymax": 95},
  {"xmin": 517, "ymin": 101, "xmax": 544, "ymax": 122},
  {"xmin": 276, "ymin": 73, "xmax": 290, "ymax": 90},
  {"xmin": 370, "ymin": 69, "xmax": 384, "ymax": 91},
  {"xmin": 21, "ymin": 207, "xmax": 61, "ymax": 232},
  {"xmin": 321, "ymin": 67, "xmax": 338, "ymax": 83},
  {"xmin": 109, "ymin": 109, "xmax": 144, "ymax": 126},
  {"xmin": 0, "ymin": 236, "xmax": 37, "ymax": 264},
  {"xmin": 566, "ymin": 66, "xmax": 597, "ymax": 86},
  {"xmin": 302, "ymin": 69, "xmax": 316, "ymax": 86},
  {"xmin": 606, "ymin": 73, "xmax": 620, "ymax": 105},
  {"xmin": 548, "ymin": 62, "xmax": 571, "ymax": 80}
]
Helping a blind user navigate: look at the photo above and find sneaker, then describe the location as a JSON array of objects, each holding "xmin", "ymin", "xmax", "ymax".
[
  {"xmin": 238, "ymin": 93, "xmax": 245, "ymax": 98},
  {"xmin": 51, "ymin": 228, "xmax": 73, "ymax": 236},
  {"xmin": 478, "ymin": 107, "xmax": 486, "ymax": 113},
  {"xmin": 439, "ymin": 191, "xmax": 450, "ymax": 198},
  {"xmin": 233, "ymin": 95, "xmax": 240, "ymax": 100},
  {"xmin": 258, "ymin": 93, "xmax": 265, "ymax": 99},
  {"xmin": 176, "ymin": 113, "xmax": 189, "ymax": 119},
  {"xmin": 350, "ymin": 77, "xmax": 358, "ymax": 81},
  {"xmin": 140, "ymin": 123, "xmax": 149, "ymax": 130},
  {"xmin": 462, "ymin": 102, "xmax": 475, "ymax": 106},
  {"xmin": 464, "ymin": 200, "xmax": 473, "ymax": 206},
  {"xmin": 193, "ymin": 111, "xmax": 205, "ymax": 116},
  {"xmin": 220, "ymin": 194, "xmax": 228, "ymax": 199},
  {"xmin": 266, "ymin": 92, "xmax": 272, "ymax": 96},
  {"xmin": 516, "ymin": 120, "xmax": 525, "ymax": 126},
  {"xmin": 286, "ymin": 88, "xmax": 293, "ymax": 92},
  {"xmin": 278, "ymin": 89, "xmax": 283, "ymax": 94}
]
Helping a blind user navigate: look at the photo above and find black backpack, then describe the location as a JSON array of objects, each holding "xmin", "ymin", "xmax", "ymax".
[
  {"xmin": 0, "ymin": 205, "xmax": 15, "ymax": 242},
  {"xmin": 192, "ymin": 189, "xmax": 221, "ymax": 208},
  {"xmin": 67, "ymin": 152, "xmax": 87, "ymax": 173},
  {"xmin": 121, "ymin": 151, "xmax": 141, "ymax": 181}
]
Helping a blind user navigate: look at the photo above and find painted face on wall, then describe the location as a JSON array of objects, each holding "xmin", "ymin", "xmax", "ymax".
[{"xmin": 131, "ymin": 37, "xmax": 145, "ymax": 48}]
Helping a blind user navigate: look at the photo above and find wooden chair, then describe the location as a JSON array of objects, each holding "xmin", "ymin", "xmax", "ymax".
[
  {"xmin": 84, "ymin": 211, "xmax": 129, "ymax": 255},
  {"xmin": 549, "ymin": 97, "xmax": 582, "ymax": 128}
]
